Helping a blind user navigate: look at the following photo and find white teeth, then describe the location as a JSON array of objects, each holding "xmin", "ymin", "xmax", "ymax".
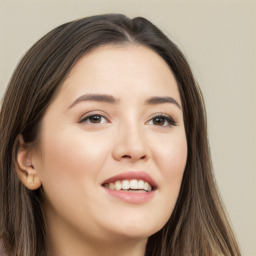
[
  {"xmin": 144, "ymin": 182, "xmax": 149, "ymax": 191},
  {"xmin": 122, "ymin": 180, "xmax": 130, "ymax": 190},
  {"xmin": 122, "ymin": 180, "xmax": 130, "ymax": 189},
  {"xmin": 115, "ymin": 181, "xmax": 122, "ymax": 190},
  {"xmin": 105, "ymin": 179, "xmax": 153, "ymax": 192},
  {"xmin": 130, "ymin": 179, "xmax": 138, "ymax": 189},
  {"xmin": 138, "ymin": 180, "xmax": 144, "ymax": 189}
]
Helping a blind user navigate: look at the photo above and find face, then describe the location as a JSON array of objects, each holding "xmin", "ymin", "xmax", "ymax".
[{"xmin": 32, "ymin": 45, "xmax": 187, "ymax": 245}]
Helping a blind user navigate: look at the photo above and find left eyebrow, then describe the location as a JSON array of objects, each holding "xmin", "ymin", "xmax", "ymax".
[
  {"xmin": 68, "ymin": 93, "xmax": 117, "ymax": 109},
  {"xmin": 145, "ymin": 96, "xmax": 181, "ymax": 109}
]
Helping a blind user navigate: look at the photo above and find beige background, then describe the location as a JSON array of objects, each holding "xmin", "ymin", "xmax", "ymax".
[{"xmin": 0, "ymin": 0, "xmax": 255, "ymax": 255}]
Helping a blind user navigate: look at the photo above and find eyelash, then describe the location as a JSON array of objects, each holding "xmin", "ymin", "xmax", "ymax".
[
  {"xmin": 79, "ymin": 114, "xmax": 108, "ymax": 124},
  {"xmin": 147, "ymin": 114, "xmax": 177, "ymax": 127},
  {"xmin": 79, "ymin": 113, "xmax": 177, "ymax": 127}
]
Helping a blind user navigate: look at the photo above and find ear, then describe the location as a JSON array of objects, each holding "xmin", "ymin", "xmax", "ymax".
[{"xmin": 16, "ymin": 135, "xmax": 42, "ymax": 190}]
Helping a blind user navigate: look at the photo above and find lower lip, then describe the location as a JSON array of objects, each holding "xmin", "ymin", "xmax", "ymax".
[{"xmin": 103, "ymin": 187, "xmax": 156, "ymax": 204}]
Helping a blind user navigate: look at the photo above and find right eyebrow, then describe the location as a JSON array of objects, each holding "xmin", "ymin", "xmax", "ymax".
[
  {"xmin": 68, "ymin": 93, "xmax": 117, "ymax": 109},
  {"xmin": 145, "ymin": 96, "xmax": 182, "ymax": 109}
]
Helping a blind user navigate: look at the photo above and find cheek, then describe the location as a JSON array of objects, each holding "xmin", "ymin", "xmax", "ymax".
[
  {"xmin": 36, "ymin": 128, "xmax": 115, "ymax": 225},
  {"xmin": 50, "ymin": 126, "xmax": 107, "ymax": 159},
  {"xmin": 143, "ymin": 129, "xmax": 187, "ymax": 230},
  {"xmin": 152, "ymin": 129, "xmax": 187, "ymax": 178},
  {"xmin": 150, "ymin": 129, "xmax": 187, "ymax": 205},
  {"xmin": 37, "ymin": 128, "xmax": 112, "ymax": 191}
]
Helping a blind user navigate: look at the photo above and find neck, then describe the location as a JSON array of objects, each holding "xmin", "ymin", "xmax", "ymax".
[{"xmin": 47, "ymin": 232, "xmax": 148, "ymax": 256}]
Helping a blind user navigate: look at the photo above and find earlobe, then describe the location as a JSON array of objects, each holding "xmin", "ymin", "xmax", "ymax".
[{"xmin": 16, "ymin": 135, "xmax": 42, "ymax": 190}]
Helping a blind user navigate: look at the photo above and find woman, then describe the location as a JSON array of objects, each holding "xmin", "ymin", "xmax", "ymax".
[{"xmin": 0, "ymin": 14, "xmax": 240, "ymax": 256}]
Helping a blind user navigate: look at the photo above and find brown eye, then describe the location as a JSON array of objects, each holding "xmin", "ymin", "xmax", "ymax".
[
  {"xmin": 80, "ymin": 114, "xmax": 107, "ymax": 124},
  {"xmin": 148, "ymin": 115, "xmax": 176, "ymax": 127},
  {"xmin": 152, "ymin": 117, "xmax": 165, "ymax": 126},
  {"xmin": 88, "ymin": 115, "xmax": 102, "ymax": 123}
]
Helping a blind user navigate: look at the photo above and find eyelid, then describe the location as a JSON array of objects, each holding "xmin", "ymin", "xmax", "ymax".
[
  {"xmin": 79, "ymin": 111, "xmax": 110, "ymax": 124},
  {"xmin": 147, "ymin": 113, "xmax": 177, "ymax": 127}
]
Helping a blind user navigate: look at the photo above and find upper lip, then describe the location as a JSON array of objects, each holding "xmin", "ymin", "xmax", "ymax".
[{"xmin": 102, "ymin": 171, "xmax": 158, "ymax": 189}]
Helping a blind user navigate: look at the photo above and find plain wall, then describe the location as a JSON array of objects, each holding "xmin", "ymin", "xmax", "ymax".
[{"xmin": 0, "ymin": 0, "xmax": 255, "ymax": 255}]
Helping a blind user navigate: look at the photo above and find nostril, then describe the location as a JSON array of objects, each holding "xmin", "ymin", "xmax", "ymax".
[
  {"xmin": 122, "ymin": 155, "xmax": 146, "ymax": 160},
  {"xmin": 122, "ymin": 155, "xmax": 132, "ymax": 159}
]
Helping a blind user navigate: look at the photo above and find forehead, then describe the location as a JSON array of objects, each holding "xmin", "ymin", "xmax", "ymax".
[{"xmin": 59, "ymin": 44, "xmax": 180, "ymax": 102}]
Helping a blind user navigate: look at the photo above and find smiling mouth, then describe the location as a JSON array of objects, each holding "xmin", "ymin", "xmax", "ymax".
[{"xmin": 103, "ymin": 179, "xmax": 153, "ymax": 192}]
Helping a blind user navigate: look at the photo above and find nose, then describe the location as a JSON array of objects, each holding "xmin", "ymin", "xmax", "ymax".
[{"xmin": 112, "ymin": 124, "xmax": 149, "ymax": 162}]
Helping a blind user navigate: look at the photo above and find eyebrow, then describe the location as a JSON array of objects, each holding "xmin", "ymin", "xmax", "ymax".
[
  {"xmin": 68, "ymin": 94, "xmax": 181, "ymax": 109},
  {"xmin": 68, "ymin": 94, "xmax": 117, "ymax": 109},
  {"xmin": 146, "ymin": 96, "xmax": 181, "ymax": 109}
]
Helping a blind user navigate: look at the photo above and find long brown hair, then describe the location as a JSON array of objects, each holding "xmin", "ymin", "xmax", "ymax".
[{"xmin": 0, "ymin": 14, "xmax": 240, "ymax": 256}]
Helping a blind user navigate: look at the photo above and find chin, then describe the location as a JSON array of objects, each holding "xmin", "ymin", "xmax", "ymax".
[{"xmin": 106, "ymin": 216, "xmax": 166, "ymax": 241}]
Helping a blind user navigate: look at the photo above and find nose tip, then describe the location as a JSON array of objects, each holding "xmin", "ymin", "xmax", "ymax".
[
  {"xmin": 113, "ymin": 146, "xmax": 148, "ymax": 162},
  {"xmin": 112, "ymin": 128, "xmax": 148, "ymax": 162}
]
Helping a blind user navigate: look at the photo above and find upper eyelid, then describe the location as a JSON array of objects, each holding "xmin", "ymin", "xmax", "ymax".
[
  {"xmin": 147, "ymin": 112, "xmax": 175, "ymax": 121},
  {"xmin": 147, "ymin": 113, "xmax": 177, "ymax": 126},
  {"xmin": 79, "ymin": 111, "xmax": 110, "ymax": 122}
]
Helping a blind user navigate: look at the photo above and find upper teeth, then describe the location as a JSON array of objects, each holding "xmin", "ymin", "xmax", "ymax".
[{"xmin": 105, "ymin": 179, "xmax": 152, "ymax": 192}]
